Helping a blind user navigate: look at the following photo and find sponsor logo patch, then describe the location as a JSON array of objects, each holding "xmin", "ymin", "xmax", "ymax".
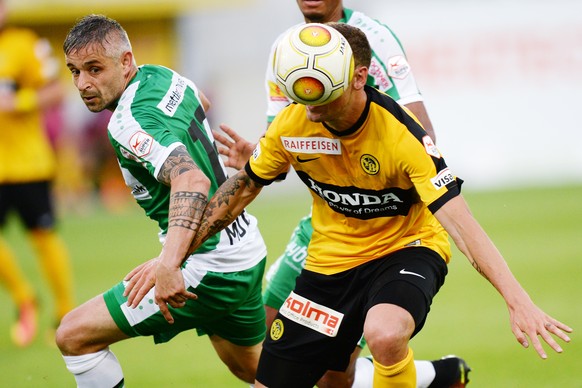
[
  {"xmin": 296, "ymin": 171, "xmax": 414, "ymax": 220},
  {"xmin": 368, "ymin": 58, "xmax": 392, "ymax": 91},
  {"xmin": 430, "ymin": 168, "xmax": 455, "ymax": 190},
  {"xmin": 281, "ymin": 137, "xmax": 341, "ymax": 155},
  {"xmin": 157, "ymin": 74, "xmax": 187, "ymax": 117},
  {"xmin": 252, "ymin": 143, "xmax": 261, "ymax": 160},
  {"xmin": 280, "ymin": 291, "xmax": 344, "ymax": 337},
  {"xmin": 423, "ymin": 135, "xmax": 441, "ymax": 159},
  {"xmin": 129, "ymin": 131, "xmax": 153, "ymax": 157},
  {"xmin": 268, "ymin": 80, "xmax": 289, "ymax": 102},
  {"xmin": 387, "ymin": 55, "xmax": 411, "ymax": 79},
  {"xmin": 405, "ymin": 239, "xmax": 421, "ymax": 247}
]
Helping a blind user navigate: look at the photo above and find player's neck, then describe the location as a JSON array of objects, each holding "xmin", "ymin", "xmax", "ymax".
[
  {"xmin": 324, "ymin": 90, "xmax": 367, "ymax": 134},
  {"xmin": 304, "ymin": 7, "xmax": 343, "ymax": 24}
]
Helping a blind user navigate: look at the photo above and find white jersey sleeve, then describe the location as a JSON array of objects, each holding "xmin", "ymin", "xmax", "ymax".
[
  {"xmin": 264, "ymin": 25, "xmax": 298, "ymax": 124},
  {"xmin": 347, "ymin": 10, "xmax": 423, "ymax": 105}
]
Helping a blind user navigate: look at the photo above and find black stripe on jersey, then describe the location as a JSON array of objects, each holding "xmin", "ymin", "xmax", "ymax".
[
  {"xmin": 366, "ymin": 85, "xmax": 427, "ymax": 142},
  {"xmin": 187, "ymin": 105, "xmax": 228, "ymax": 185},
  {"xmin": 366, "ymin": 86, "xmax": 463, "ymax": 197},
  {"xmin": 428, "ymin": 183, "xmax": 462, "ymax": 214},
  {"xmin": 368, "ymin": 86, "xmax": 451, "ymax": 170},
  {"xmin": 194, "ymin": 102, "xmax": 206, "ymax": 124},
  {"xmin": 244, "ymin": 163, "xmax": 288, "ymax": 186}
]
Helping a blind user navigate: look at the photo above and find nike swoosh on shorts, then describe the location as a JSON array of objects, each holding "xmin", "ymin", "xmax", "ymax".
[{"xmin": 399, "ymin": 269, "xmax": 426, "ymax": 279}]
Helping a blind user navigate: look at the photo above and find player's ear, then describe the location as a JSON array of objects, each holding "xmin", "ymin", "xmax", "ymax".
[
  {"xmin": 121, "ymin": 50, "xmax": 134, "ymax": 68},
  {"xmin": 352, "ymin": 65, "xmax": 368, "ymax": 90}
]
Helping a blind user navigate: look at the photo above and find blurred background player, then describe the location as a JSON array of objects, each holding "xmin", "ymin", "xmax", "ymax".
[
  {"xmin": 213, "ymin": 0, "xmax": 468, "ymax": 386},
  {"xmin": 0, "ymin": 0, "xmax": 74, "ymax": 346}
]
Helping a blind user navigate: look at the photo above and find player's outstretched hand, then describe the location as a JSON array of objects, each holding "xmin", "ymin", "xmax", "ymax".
[
  {"xmin": 508, "ymin": 300, "xmax": 572, "ymax": 359},
  {"xmin": 154, "ymin": 261, "xmax": 198, "ymax": 324},
  {"xmin": 212, "ymin": 123, "xmax": 256, "ymax": 170},
  {"xmin": 123, "ymin": 258, "xmax": 158, "ymax": 308}
]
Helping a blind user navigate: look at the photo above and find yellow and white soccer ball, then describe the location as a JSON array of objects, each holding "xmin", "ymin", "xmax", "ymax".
[{"xmin": 274, "ymin": 23, "xmax": 354, "ymax": 106}]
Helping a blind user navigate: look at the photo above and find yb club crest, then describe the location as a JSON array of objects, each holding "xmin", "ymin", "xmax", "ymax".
[
  {"xmin": 360, "ymin": 154, "xmax": 379, "ymax": 175},
  {"xmin": 270, "ymin": 319, "xmax": 284, "ymax": 340}
]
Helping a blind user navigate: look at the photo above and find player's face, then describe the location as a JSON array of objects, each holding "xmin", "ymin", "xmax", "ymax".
[
  {"xmin": 65, "ymin": 43, "xmax": 130, "ymax": 113},
  {"xmin": 304, "ymin": 87, "xmax": 352, "ymax": 126},
  {"xmin": 296, "ymin": 0, "xmax": 343, "ymax": 23}
]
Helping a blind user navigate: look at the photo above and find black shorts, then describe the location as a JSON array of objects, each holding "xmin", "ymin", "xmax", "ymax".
[
  {"xmin": 0, "ymin": 181, "xmax": 55, "ymax": 229},
  {"xmin": 256, "ymin": 247, "xmax": 447, "ymax": 388}
]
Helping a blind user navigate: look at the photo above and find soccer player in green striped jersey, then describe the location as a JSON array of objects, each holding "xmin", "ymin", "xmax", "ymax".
[{"xmin": 57, "ymin": 14, "xmax": 268, "ymax": 387}]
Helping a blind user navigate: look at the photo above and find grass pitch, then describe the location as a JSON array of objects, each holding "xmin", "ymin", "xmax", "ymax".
[{"xmin": 0, "ymin": 184, "xmax": 579, "ymax": 387}]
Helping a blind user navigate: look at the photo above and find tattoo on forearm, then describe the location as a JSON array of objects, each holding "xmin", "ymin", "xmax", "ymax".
[
  {"xmin": 158, "ymin": 145, "xmax": 199, "ymax": 185},
  {"xmin": 469, "ymin": 259, "xmax": 489, "ymax": 281},
  {"xmin": 168, "ymin": 191, "xmax": 208, "ymax": 231},
  {"xmin": 193, "ymin": 171, "xmax": 262, "ymax": 247}
]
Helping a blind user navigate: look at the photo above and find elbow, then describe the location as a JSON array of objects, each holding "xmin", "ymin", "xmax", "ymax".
[
  {"xmin": 196, "ymin": 173, "xmax": 211, "ymax": 195},
  {"xmin": 175, "ymin": 169, "xmax": 211, "ymax": 196}
]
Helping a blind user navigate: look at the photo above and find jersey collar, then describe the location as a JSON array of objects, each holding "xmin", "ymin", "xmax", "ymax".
[{"xmin": 340, "ymin": 8, "xmax": 353, "ymax": 23}]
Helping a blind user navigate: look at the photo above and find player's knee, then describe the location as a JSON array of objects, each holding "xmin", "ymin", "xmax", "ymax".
[
  {"xmin": 226, "ymin": 361, "xmax": 257, "ymax": 384},
  {"xmin": 55, "ymin": 312, "xmax": 78, "ymax": 354},
  {"xmin": 365, "ymin": 328, "xmax": 411, "ymax": 365},
  {"xmin": 55, "ymin": 310, "xmax": 93, "ymax": 355},
  {"xmin": 368, "ymin": 332, "xmax": 409, "ymax": 365}
]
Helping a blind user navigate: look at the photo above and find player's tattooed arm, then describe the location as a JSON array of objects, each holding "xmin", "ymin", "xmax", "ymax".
[
  {"xmin": 158, "ymin": 145, "xmax": 210, "ymax": 232},
  {"xmin": 168, "ymin": 191, "xmax": 207, "ymax": 231},
  {"xmin": 157, "ymin": 145, "xmax": 199, "ymax": 186},
  {"xmin": 189, "ymin": 170, "xmax": 263, "ymax": 253},
  {"xmin": 468, "ymin": 257, "xmax": 489, "ymax": 280}
]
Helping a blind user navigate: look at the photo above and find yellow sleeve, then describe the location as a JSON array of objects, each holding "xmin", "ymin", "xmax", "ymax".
[
  {"xmin": 247, "ymin": 118, "xmax": 292, "ymax": 185},
  {"xmin": 401, "ymin": 132, "xmax": 460, "ymax": 209}
]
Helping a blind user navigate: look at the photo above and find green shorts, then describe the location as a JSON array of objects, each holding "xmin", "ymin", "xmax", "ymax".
[
  {"xmin": 104, "ymin": 258, "xmax": 266, "ymax": 346},
  {"xmin": 262, "ymin": 216, "xmax": 312, "ymax": 310}
]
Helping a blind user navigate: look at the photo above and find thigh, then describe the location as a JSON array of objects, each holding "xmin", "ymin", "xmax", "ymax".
[
  {"xmin": 317, "ymin": 346, "xmax": 362, "ymax": 388},
  {"xmin": 58, "ymin": 294, "xmax": 129, "ymax": 355},
  {"xmin": 104, "ymin": 258, "xmax": 266, "ymax": 346},
  {"xmin": 365, "ymin": 247, "xmax": 448, "ymax": 337},
  {"xmin": 263, "ymin": 270, "xmax": 366, "ymax": 375},
  {"xmin": 210, "ymin": 334, "xmax": 262, "ymax": 383}
]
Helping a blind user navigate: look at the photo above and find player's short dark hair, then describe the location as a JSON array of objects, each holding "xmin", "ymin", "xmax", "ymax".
[
  {"xmin": 327, "ymin": 22, "xmax": 372, "ymax": 68},
  {"xmin": 63, "ymin": 14, "xmax": 131, "ymax": 57}
]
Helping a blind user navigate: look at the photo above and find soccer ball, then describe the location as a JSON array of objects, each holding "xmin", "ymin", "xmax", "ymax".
[{"xmin": 274, "ymin": 23, "xmax": 354, "ymax": 106}]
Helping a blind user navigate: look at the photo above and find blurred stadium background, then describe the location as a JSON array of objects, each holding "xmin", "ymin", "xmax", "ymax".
[{"xmin": 1, "ymin": 0, "xmax": 580, "ymax": 386}]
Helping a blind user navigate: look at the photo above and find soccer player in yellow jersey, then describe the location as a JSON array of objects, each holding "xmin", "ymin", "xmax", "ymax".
[
  {"xmin": 154, "ymin": 23, "xmax": 572, "ymax": 387},
  {"xmin": 0, "ymin": 0, "xmax": 74, "ymax": 346}
]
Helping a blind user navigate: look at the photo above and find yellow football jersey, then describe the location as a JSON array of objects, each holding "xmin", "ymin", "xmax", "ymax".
[
  {"xmin": 247, "ymin": 86, "xmax": 461, "ymax": 275},
  {"xmin": 0, "ymin": 27, "xmax": 58, "ymax": 183}
]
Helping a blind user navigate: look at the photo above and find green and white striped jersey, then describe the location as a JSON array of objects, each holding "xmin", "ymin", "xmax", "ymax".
[{"xmin": 108, "ymin": 64, "xmax": 266, "ymax": 272}]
